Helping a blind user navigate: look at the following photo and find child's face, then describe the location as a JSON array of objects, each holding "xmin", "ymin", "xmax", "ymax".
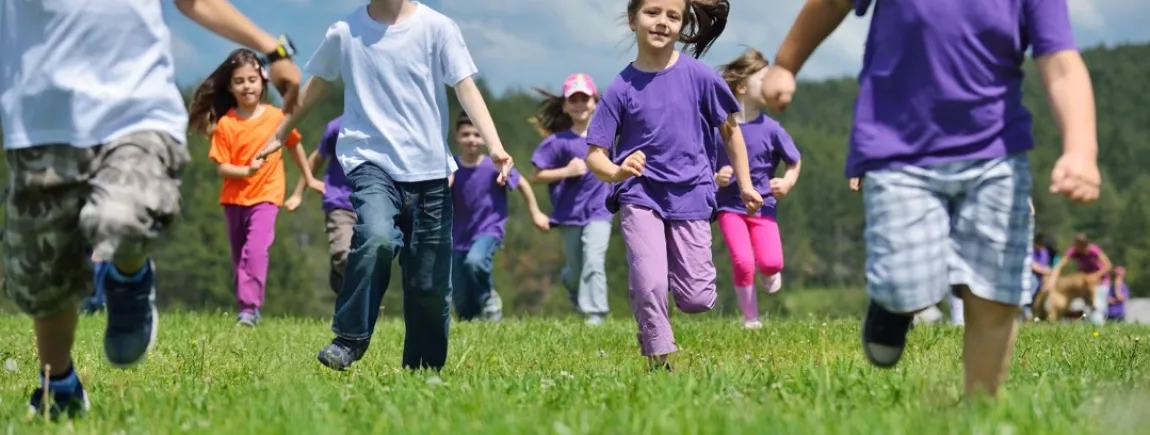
[
  {"xmin": 563, "ymin": 93, "xmax": 597, "ymax": 124},
  {"xmin": 229, "ymin": 63, "xmax": 263, "ymax": 108},
  {"xmin": 456, "ymin": 124, "xmax": 484, "ymax": 154},
  {"xmin": 739, "ymin": 67, "xmax": 769, "ymax": 108},
  {"xmin": 629, "ymin": 0, "xmax": 685, "ymax": 53}
]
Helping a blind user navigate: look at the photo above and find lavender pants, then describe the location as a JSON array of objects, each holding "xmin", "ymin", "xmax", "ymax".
[
  {"xmin": 224, "ymin": 203, "xmax": 278, "ymax": 313},
  {"xmin": 619, "ymin": 204, "xmax": 717, "ymax": 357}
]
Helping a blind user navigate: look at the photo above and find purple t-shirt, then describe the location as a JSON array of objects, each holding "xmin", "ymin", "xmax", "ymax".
[
  {"xmin": 530, "ymin": 130, "xmax": 612, "ymax": 226},
  {"xmin": 451, "ymin": 155, "xmax": 522, "ymax": 252},
  {"xmin": 318, "ymin": 116, "xmax": 353, "ymax": 214},
  {"xmin": 844, "ymin": 0, "xmax": 1078, "ymax": 177},
  {"xmin": 586, "ymin": 55, "xmax": 741, "ymax": 221},
  {"xmin": 1065, "ymin": 244, "xmax": 1109, "ymax": 284},
  {"xmin": 1108, "ymin": 282, "xmax": 1129, "ymax": 319},
  {"xmin": 714, "ymin": 114, "xmax": 800, "ymax": 217},
  {"xmin": 1032, "ymin": 248, "xmax": 1050, "ymax": 280}
]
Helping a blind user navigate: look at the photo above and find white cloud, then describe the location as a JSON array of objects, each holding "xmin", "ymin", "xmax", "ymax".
[{"xmin": 170, "ymin": 33, "xmax": 201, "ymax": 67}]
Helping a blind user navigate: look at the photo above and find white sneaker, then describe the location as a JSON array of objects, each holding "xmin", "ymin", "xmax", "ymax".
[
  {"xmin": 763, "ymin": 273, "xmax": 782, "ymax": 294},
  {"xmin": 743, "ymin": 320, "xmax": 763, "ymax": 329}
]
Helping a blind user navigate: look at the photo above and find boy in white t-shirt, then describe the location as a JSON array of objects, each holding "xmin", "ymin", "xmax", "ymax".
[
  {"xmin": 1, "ymin": 0, "xmax": 302, "ymax": 418},
  {"xmin": 272, "ymin": 0, "xmax": 513, "ymax": 372}
]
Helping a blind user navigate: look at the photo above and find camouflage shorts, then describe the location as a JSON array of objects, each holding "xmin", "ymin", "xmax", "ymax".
[{"xmin": 2, "ymin": 130, "xmax": 190, "ymax": 317}]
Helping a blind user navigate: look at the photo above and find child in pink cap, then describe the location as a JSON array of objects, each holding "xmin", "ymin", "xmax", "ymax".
[{"xmin": 529, "ymin": 73, "xmax": 614, "ymax": 326}]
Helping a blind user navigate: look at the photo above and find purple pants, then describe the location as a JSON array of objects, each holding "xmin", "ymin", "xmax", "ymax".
[
  {"xmin": 224, "ymin": 203, "xmax": 278, "ymax": 313},
  {"xmin": 619, "ymin": 204, "xmax": 717, "ymax": 357}
]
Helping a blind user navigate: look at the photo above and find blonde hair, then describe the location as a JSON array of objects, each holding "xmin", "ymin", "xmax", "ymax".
[{"xmin": 719, "ymin": 48, "xmax": 770, "ymax": 93}]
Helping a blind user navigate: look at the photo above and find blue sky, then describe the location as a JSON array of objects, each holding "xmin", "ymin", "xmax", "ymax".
[{"xmin": 166, "ymin": 0, "xmax": 1150, "ymax": 96}]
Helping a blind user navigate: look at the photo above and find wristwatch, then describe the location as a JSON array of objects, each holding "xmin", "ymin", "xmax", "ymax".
[{"xmin": 264, "ymin": 34, "xmax": 297, "ymax": 65}]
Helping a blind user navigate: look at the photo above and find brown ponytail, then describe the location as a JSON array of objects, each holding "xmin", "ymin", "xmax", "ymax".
[
  {"xmin": 681, "ymin": 0, "xmax": 730, "ymax": 58},
  {"xmin": 528, "ymin": 87, "xmax": 572, "ymax": 137}
]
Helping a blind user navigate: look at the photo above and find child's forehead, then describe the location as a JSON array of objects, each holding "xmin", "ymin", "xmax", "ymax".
[{"xmin": 639, "ymin": 0, "xmax": 686, "ymax": 12}]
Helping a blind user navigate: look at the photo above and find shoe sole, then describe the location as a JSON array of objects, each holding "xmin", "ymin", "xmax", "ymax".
[{"xmin": 106, "ymin": 304, "xmax": 159, "ymax": 369}]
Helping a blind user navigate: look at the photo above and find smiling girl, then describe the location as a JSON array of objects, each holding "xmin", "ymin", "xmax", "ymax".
[{"xmin": 189, "ymin": 49, "xmax": 321, "ymax": 327}]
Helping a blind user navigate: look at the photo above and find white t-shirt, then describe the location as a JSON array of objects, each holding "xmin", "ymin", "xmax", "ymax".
[
  {"xmin": 0, "ymin": 0, "xmax": 188, "ymax": 149},
  {"xmin": 305, "ymin": 2, "xmax": 478, "ymax": 182}
]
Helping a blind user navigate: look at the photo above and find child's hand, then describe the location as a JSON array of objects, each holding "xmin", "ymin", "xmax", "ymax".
[
  {"xmin": 490, "ymin": 149, "xmax": 515, "ymax": 185},
  {"xmin": 284, "ymin": 194, "xmax": 302, "ymax": 211},
  {"xmin": 613, "ymin": 151, "xmax": 646, "ymax": 182},
  {"xmin": 1049, "ymin": 151, "xmax": 1100, "ymax": 203},
  {"xmin": 769, "ymin": 178, "xmax": 794, "ymax": 198},
  {"xmin": 715, "ymin": 165, "xmax": 734, "ymax": 187},
  {"xmin": 308, "ymin": 179, "xmax": 326, "ymax": 195},
  {"xmin": 566, "ymin": 157, "xmax": 588, "ymax": 178},
  {"xmin": 257, "ymin": 137, "xmax": 282, "ymax": 161},
  {"xmin": 740, "ymin": 187, "xmax": 764, "ymax": 215},
  {"xmin": 531, "ymin": 211, "xmax": 551, "ymax": 233},
  {"xmin": 247, "ymin": 157, "xmax": 266, "ymax": 176},
  {"xmin": 761, "ymin": 66, "xmax": 797, "ymax": 113},
  {"xmin": 849, "ymin": 177, "xmax": 862, "ymax": 192}
]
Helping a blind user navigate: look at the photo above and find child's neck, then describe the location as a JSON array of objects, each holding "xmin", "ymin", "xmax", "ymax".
[
  {"xmin": 367, "ymin": 0, "xmax": 413, "ymax": 25},
  {"xmin": 460, "ymin": 152, "xmax": 484, "ymax": 166},
  {"xmin": 233, "ymin": 103, "xmax": 263, "ymax": 120},
  {"xmin": 734, "ymin": 98, "xmax": 760, "ymax": 124},
  {"xmin": 633, "ymin": 47, "xmax": 678, "ymax": 73},
  {"xmin": 570, "ymin": 120, "xmax": 590, "ymax": 136}
]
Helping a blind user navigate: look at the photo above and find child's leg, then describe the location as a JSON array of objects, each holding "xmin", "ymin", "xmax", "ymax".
[
  {"xmin": 235, "ymin": 202, "xmax": 277, "ymax": 313},
  {"xmin": 717, "ymin": 212, "xmax": 758, "ymax": 321},
  {"xmin": 223, "ymin": 205, "xmax": 246, "ymax": 281},
  {"xmin": 619, "ymin": 205, "xmax": 675, "ymax": 357},
  {"xmin": 320, "ymin": 164, "xmax": 405, "ymax": 371},
  {"xmin": 397, "ymin": 178, "xmax": 454, "ymax": 371},
  {"xmin": 457, "ymin": 235, "xmax": 500, "ymax": 321},
  {"xmin": 1089, "ymin": 282, "xmax": 1109, "ymax": 325},
  {"xmin": 949, "ymin": 293, "xmax": 965, "ymax": 325},
  {"xmin": 667, "ymin": 219, "xmax": 718, "ymax": 314},
  {"xmin": 579, "ymin": 220, "xmax": 613, "ymax": 316},
  {"xmin": 558, "ymin": 225, "xmax": 585, "ymax": 309},
  {"xmin": 860, "ymin": 164, "xmax": 952, "ymax": 368},
  {"xmin": 81, "ymin": 131, "xmax": 189, "ymax": 367},
  {"xmin": 951, "ymin": 154, "xmax": 1032, "ymax": 398},
  {"xmin": 748, "ymin": 215, "xmax": 784, "ymax": 276},
  {"xmin": 324, "ymin": 209, "xmax": 356, "ymax": 295}
]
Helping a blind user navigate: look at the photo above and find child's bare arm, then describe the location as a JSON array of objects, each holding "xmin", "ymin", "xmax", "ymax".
[
  {"xmin": 773, "ymin": 0, "xmax": 853, "ymax": 75},
  {"xmin": 1036, "ymin": 51, "xmax": 1096, "ymax": 160}
]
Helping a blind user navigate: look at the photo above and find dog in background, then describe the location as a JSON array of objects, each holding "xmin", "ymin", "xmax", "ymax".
[{"xmin": 1032, "ymin": 272, "xmax": 1100, "ymax": 322}]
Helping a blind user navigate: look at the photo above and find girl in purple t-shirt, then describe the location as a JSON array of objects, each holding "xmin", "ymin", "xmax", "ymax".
[
  {"xmin": 712, "ymin": 48, "xmax": 803, "ymax": 329},
  {"xmin": 529, "ymin": 74, "xmax": 615, "ymax": 326},
  {"xmin": 585, "ymin": 0, "xmax": 762, "ymax": 371},
  {"xmin": 763, "ymin": 0, "xmax": 1100, "ymax": 399}
]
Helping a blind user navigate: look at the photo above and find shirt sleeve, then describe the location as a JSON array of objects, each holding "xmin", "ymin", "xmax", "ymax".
[
  {"xmin": 506, "ymin": 167, "xmax": 523, "ymax": 191},
  {"xmin": 318, "ymin": 123, "xmax": 339, "ymax": 158},
  {"xmin": 305, "ymin": 23, "xmax": 344, "ymax": 82},
  {"xmin": 530, "ymin": 136, "xmax": 564, "ymax": 169},
  {"xmin": 773, "ymin": 128, "xmax": 802, "ymax": 165},
  {"xmin": 586, "ymin": 84, "xmax": 623, "ymax": 152},
  {"xmin": 698, "ymin": 66, "xmax": 742, "ymax": 130},
  {"xmin": 437, "ymin": 17, "xmax": 478, "ymax": 87},
  {"xmin": 1024, "ymin": 0, "xmax": 1078, "ymax": 58},
  {"xmin": 207, "ymin": 125, "xmax": 231, "ymax": 164}
]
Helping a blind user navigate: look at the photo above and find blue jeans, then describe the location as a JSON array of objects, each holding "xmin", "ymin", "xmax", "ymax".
[
  {"xmin": 332, "ymin": 163, "xmax": 453, "ymax": 371},
  {"xmin": 451, "ymin": 235, "xmax": 501, "ymax": 321}
]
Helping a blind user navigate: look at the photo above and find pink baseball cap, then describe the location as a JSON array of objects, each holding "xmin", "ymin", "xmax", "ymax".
[{"xmin": 562, "ymin": 73, "xmax": 597, "ymax": 98}]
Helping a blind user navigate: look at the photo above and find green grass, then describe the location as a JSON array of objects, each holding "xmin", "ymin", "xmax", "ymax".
[{"xmin": 1, "ymin": 312, "xmax": 1148, "ymax": 434}]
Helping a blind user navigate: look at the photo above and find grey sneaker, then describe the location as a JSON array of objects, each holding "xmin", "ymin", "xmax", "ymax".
[
  {"xmin": 103, "ymin": 260, "xmax": 158, "ymax": 368},
  {"xmin": 585, "ymin": 314, "xmax": 604, "ymax": 326},
  {"xmin": 237, "ymin": 310, "xmax": 260, "ymax": 327},
  {"xmin": 317, "ymin": 337, "xmax": 368, "ymax": 371}
]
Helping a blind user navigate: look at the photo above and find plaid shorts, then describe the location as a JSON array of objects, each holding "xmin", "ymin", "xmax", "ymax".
[
  {"xmin": 862, "ymin": 153, "xmax": 1034, "ymax": 312},
  {"xmin": 3, "ymin": 131, "xmax": 189, "ymax": 317}
]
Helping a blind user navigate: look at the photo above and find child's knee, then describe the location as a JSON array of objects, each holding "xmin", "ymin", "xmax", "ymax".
[
  {"xmin": 675, "ymin": 286, "xmax": 717, "ymax": 314},
  {"xmin": 756, "ymin": 257, "xmax": 783, "ymax": 276}
]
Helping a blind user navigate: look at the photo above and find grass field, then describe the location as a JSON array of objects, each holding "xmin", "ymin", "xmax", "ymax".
[{"xmin": 1, "ymin": 312, "xmax": 1148, "ymax": 434}]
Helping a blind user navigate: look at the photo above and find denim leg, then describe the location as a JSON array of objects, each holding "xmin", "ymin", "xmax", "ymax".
[
  {"xmin": 398, "ymin": 178, "xmax": 454, "ymax": 371},
  {"xmin": 460, "ymin": 235, "xmax": 501, "ymax": 321},
  {"xmin": 450, "ymin": 250, "xmax": 473, "ymax": 319},
  {"xmin": 331, "ymin": 164, "xmax": 404, "ymax": 342}
]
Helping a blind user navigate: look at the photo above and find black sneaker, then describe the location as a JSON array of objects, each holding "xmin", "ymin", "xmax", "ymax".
[
  {"xmin": 317, "ymin": 337, "xmax": 368, "ymax": 371},
  {"xmin": 861, "ymin": 300, "xmax": 913, "ymax": 368},
  {"xmin": 103, "ymin": 260, "xmax": 158, "ymax": 368},
  {"xmin": 27, "ymin": 381, "xmax": 90, "ymax": 420}
]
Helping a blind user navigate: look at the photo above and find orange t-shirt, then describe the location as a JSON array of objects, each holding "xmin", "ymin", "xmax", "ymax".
[{"xmin": 208, "ymin": 105, "xmax": 302, "ymax": 206}]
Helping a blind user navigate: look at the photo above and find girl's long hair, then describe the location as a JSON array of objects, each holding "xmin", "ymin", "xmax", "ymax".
[
  {"xmin": 719, "ymin": 47, "xmax": 770, "ymax": 93},
  {"xmin": 529, "ymin": 88, "xmax": 571, "ymax": 137},
  {"xmin": 188, "ymin": 48, "xmax": 268, "ymax": 136}
]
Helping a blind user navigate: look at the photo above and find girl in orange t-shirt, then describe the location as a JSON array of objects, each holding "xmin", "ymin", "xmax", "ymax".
[{"xmin": 189, "ymin": 49, "xmax": 322, "ymax": 326}]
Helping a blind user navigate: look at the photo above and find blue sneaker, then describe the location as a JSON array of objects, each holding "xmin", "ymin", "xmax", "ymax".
[
  {"xmin": 27, "ymin": 380, "xmax": 90, "ymax": 420},
  {"xmin": 317, "ymin": 337, "xmax": 368, "ymax": 371},
  {"xmin": 103, "ymin": 260, "xmax": 158, "ymax": 368},
  {"xmin": 237, "ymin": 310, "xmax": 260, "ymax": 327}
]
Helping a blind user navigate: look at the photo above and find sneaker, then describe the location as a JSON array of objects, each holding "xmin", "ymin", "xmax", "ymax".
[
  {"xmin": 103, "ymin": 260, "xmax": 158, "ymax": 368},
  {"xmin": 237, "ymin": 310, "xmax": 260, "ymax": 327},
  {"xmin": 317, "ymin": 337, "xmax": 368, "ymax": 371},
  {"xmin": 27, "ymin": 381, "xmax": 90, "ymax": 420},
  {"xmin": 743, "ymin": 319, "xmax": 763, "ymax": 329},
  {"xmin": 763, "ymin": 273, "xmax": 783, "ymax": 294},
  {"xmin": 860, "ymin": 300, "xmax": 913, "ymax": 369},
  {"xmin": 585, "ymin": 314, "xmax": 604, "ymax": 326}
]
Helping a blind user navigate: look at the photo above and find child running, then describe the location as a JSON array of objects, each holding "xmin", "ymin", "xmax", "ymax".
[
  {"xmin": 190, "ymin": 49, "xmax": 321, "ymax": 327},
  {"xmin": 713, "ymin": 48, "xmax": 803, "ymax": 329},
  {"xmin": 2, "ymin": 0, "xmax": 302, "ymax": 418},
  {"xmin": 450, "ymin": 112, "xmax": 550, "ymax": 322},
  {"xmin": 1046, "ymin": 233, "xmax": 1113, "ymax": 325},
  {"xmin": 285, "ymin": 115, "xmax": 356, "ymax": 297},
  {"xmin": 762, "ymin": 0, "xmax": 1099, "ymax": 397},
  {"xmin": 585, "ymin": 0, "xmax": 762, "ymax": 371},
  {"xmin": 272, "ymin": 0, "xmax": 514, "ymax": 373},
  {"xmin": 529, "ymin": 74, "xmax": 615, "ymax": 326}
]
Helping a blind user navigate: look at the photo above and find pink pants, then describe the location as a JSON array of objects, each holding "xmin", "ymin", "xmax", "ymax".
[{"xmin": 717, "ymin": 212, "xmax": 783, "ymax": 321}]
